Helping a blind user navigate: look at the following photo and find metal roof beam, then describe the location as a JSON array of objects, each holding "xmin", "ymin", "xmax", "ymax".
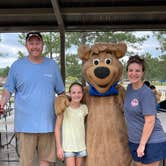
[
  {"xmin": 0, "ymin": 8, "xmax": 53, "ymax": 17},
  {"xmin": 0, "ymin": 24, "xmax": 166, "ymax": 32},
  {"xmin": 0, "ymin": 25, "xmax": 59, "ymax": 33},
  {"xmin": 0, "ymin": 6, "xmax": 166, "ymax": 17},
  {"xmin": 51, "ymin": 0, "xmax": 64, "ymax": 31},
  {"xmin": 62, "ymin": 6, "xmax": 166, "ymax": 15}
]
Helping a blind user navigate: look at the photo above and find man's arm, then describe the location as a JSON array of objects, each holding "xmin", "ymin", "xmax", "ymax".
[{"xmin": 0, "ymin": 89, "xmax": 11, "ymax": 114}]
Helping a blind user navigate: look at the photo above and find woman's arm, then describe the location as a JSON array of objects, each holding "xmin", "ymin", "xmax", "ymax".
[
  {"xmin": 137, "ymin": 115, "xmax": 155, "ymax": 157},
  {"xmin": 55, "ymin": 114, "xmax": 64, "ymax": 160}
]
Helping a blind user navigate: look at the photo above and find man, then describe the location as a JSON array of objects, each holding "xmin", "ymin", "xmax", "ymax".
[{"xmin": 0, "ymin": 31, "xmax": 65, "ymax": 166}]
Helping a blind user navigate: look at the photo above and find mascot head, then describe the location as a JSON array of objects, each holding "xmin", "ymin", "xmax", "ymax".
[{"xmin": 78, "ymin": 43, "xmax": 127, "ymax": 94}]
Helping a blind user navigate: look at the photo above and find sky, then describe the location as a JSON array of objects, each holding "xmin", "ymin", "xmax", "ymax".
[
  {"xmin": 0, "ymin": 33, "xmax": 27, "ymax": 68},
  {"xmin": 133, "ymin": 31, "xmax": 163, "ymax": 56},
  {"xmin": 0, "ymin": 31, "xmax": 163, "ymax": 68}
]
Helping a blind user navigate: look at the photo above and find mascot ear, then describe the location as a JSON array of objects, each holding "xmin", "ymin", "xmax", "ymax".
[
  {"xmin": 114, "ymin": 43, "xmax": 127, "ymax": 59},
  {"xmin": 78, "ymin": 45, "xmax": 91, "ymax": 61}
]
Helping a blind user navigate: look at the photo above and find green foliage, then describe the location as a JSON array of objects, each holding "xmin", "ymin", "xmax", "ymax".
[
  {"xmin": 18, "ymin": 32, "xmax": 61, "ymax": 60},
  {"xmin": 0, "ymin": 66, "xmax": 10, "ymax": 77},
  {"xmin": 152, "ymin": 31, "xmax": 166, "ymax": 80},
  {"xmin": 153, "ymin": 31, "xmax": 166, "ymax": 52},
  {"xmin": 66, "ymin": 54, "xmax": 82, "ymax": 80},
  {"xmin": 66, "ymin": 31, "xmax": 147, "ymax": 44},
  {"xmin": 66, "ymin": 76, "xmax": 80, "ymax": 84},
  {"xmin": 42, "ymin": 32, "xmax": 60, "ymax": 60},
  {"xmin": 65, "ymin": 76, "xmax": 81, "ymax": 92},
  {"xmin": 0, "ymin": 53, "xmax": 3, "ymax": 57},
  {"xmin": 18, "ymin": 31, "xmax": 164, "ymax": 82},
  {"xmin": 66, "ymin": 31, "xmax": 148, "ymax": 58},
  {"xmin": 158, "ymin": 54, "xmax": 166, "ymax": 80},
  {"xmin": 18, "ymin": 33, "xmax": 26, "ymax": 45},
  {"xmin": 143, "ymin": 53, "xmax": 160, "ymax": 80},
  {"xmin": 122, "ymin": 53, "xmax": 166, "ymax": 81},
  {"xmin": 143, "ymin": 53, "xmax": 166, "ymax": 81},
  {"xmin": 0, "ymin": 34, "xmax": 1, "ymax": 43},
  {"xmin": 18, "ymin": 50, "xmax": 25, "ymax": 59}
]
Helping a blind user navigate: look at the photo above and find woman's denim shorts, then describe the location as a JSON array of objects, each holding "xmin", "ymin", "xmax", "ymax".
[
  {"xmin": 129, "ymin": 141, "xmax": 166, "ymax": 164},
  {"xmin": 64, "ymin": 150, "xmax": 87, "ymax": 158}
]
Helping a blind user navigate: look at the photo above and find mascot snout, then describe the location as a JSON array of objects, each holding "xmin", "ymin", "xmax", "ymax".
[{"xmin": 94, "ymin": 67, "xmax": 110, "ymax": 79}]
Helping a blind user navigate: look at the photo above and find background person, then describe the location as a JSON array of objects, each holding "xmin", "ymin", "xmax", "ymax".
[
  {"xmin": 157, "ymin": 99, "xmax": 166, "ymax": 112},
  {"xmin": 0, "ymin": 31, "xmax": 65, "ymax": 166},
  {"xmin": 55, "ymin": 82, "xmax": 88, "ymax": 166},
  {"xmin": 143, "ymin": 80, "xmax": 150, "ymax": 87},
  {"xmin": 150, "ymin": 85, "xmax": 161, "ymax": 103},
  {"xmin": 124, "ymin": 55, "xmax": 166, "ymax": 166}
]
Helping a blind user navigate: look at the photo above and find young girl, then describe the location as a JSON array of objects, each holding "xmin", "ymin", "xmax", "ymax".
[
  {"xmin": 124, "ymin": 55, "xmax": 166, "ymax": 166},
  {"xmin": 55, "ymin": 82, "xmax": 88, "ymax": 166}
]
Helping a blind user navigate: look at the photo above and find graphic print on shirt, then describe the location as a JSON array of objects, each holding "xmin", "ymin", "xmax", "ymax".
[{"xmin": 131, "ymin": 98, "xmax": 139, "ymax": 107}]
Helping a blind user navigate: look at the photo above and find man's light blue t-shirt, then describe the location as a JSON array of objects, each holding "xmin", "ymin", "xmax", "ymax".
[{"xmin": 5, "ymin": 57, "xmax": 65, "ymax": 133}]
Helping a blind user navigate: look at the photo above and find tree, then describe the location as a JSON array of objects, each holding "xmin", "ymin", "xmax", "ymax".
[
  {"xmin": 153, "ymin": 31, "xmax": 166, "ymax": 52},
  {"xmin": 18, "ymin": 31, "xmax": 149, "ymax": 82},
  {"xmin": 122, "ymin": 52, "xmax": 166, "ymax": 81},
  {"xmin": 66, "ymin": 31, "xmax": 148, "ymax": 56},
  {"xmin": 66, "ymin": 53, "xmax": 82, "ymax": 80},
  {"xmin": 42, "ymin": 32, "xmax": 60, "ymax": 59},
  {"xmin": 0, "ymin": 66, "xmax": 10, "ymax": 77},
  {"xmin": 158, "ymin": 54, "xmax": 166, "ymax": 80},
  {"xmin": 143, "ymin": 53, "xmax": 160, "ymax": 81},
  {"xmin": 18, "ymin": 32, "xmax": 61, "ymax": 61},
  {"xmin": 66, "ymin": 31, "xmax": 149, "ymax": 83}
]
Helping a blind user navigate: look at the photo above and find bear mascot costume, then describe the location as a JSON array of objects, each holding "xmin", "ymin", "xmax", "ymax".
[{"xmin": 55, "ymin": 43, "xmax": 132, "ymax": 166}]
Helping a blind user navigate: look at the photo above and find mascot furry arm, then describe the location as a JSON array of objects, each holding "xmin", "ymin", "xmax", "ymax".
[{"xmin": 55, "ymin": 94, "xmax": 69, "ymax": 115}]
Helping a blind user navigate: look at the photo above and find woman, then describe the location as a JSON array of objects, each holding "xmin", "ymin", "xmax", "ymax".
[{"xmin": 124, "ymin": 55, "xmax": 166, "ymax": 166}]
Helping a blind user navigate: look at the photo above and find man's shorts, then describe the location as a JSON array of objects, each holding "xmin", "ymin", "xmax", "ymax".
[{"xmin": 17, "ymin": 132, "xmax": 56, "ymax": 166}]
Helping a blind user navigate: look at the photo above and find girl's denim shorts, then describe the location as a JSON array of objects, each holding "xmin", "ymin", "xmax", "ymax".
[
  {"xmin": 129, "ymin": 141, "xmax": 166, "ymax": 164},
  {"xmin": 64, "ymin": 150, "xmax": 87, "ymax": 158}
]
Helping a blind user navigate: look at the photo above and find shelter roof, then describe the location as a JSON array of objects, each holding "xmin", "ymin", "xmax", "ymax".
[{"xmin": 0, "ymin": 0, "xmax": 166, "ymax": 32}]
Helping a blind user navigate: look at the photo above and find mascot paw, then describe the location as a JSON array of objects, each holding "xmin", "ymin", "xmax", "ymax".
[{"xmin": 55, "ymin": 95, "xmax": 69, "ymax": 115}]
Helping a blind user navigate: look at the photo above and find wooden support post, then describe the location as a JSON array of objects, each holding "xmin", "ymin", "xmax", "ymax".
[{"xmin": 60, "ymin": 31, "xmax": 65, "ymax": 85}]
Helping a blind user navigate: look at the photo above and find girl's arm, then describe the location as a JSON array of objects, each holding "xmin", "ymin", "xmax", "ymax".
[
  {"xmin": 55, "ymin": 114, "xmax": 64, "ymax": 160},
  {"xmin": 137, "ymin": 115, "xmax": 155, "ymax": 157}
]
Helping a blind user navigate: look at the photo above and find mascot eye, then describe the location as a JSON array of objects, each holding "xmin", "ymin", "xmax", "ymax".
[
  {"xmin": 93, "ymin": 59, "xmax": 100, "ymax": 65},
  {"xmin": 105, "ymin": 58, "xmax": 112, "ymax": 65}
]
